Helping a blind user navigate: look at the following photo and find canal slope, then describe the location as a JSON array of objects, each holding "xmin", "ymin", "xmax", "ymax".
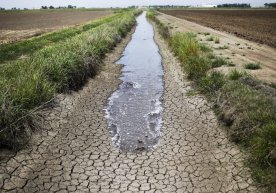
[{"xmin": 0, "ymin": 12, "xmax": 258, "ymax": 192}]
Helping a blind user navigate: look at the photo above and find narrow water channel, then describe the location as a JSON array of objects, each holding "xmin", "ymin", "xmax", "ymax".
[{"xmin": 105, "ymin": 12, "xmax": 164, "ymax": 152}]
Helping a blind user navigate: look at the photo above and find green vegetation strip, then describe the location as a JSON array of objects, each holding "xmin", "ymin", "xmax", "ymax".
[
  {"xmin": 0, "ymin": 13, "xmax": 121, "ymax": 64},
  {"xmin": 0, "ymin": 10, "xmax": 141, "ymax": 148},
  {"xmin": 148, "ymin": 10, "xmax": 276, "ymax": 192}
]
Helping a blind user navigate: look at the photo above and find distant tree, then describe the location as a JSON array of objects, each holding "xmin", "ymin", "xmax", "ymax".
[
  {"xmin": 41, "ymin": 6, "xmax": 48, "ymax": 9},
  {"xmin": 217, "ymin": 3, "xmax": 251, "ymax": 8},
  {"xmin": 68, "ymin": 5, "xmax": 74, "ymax": 9},
  {"xmin": 11, "ymin": 7, "xmax": 17, "ymax": 10},
  {"xmin": 265, "ymin": 3, "xmax": 276, "ymax": 8},
  {"xmin": 49, "ymin": 6, "xmax": 54, "ymax": 9},
  {"xmin": 0, "ymin": 7, "xmax": 5, "ymax": 10},
  {"xmin": 24, "ymin": 8, "xmax": 28, "ymax": 10}
]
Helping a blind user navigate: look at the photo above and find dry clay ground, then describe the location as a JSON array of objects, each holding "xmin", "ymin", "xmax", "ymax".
[
  {"xmin": 0, "ymin": 10, "xmax": 113, "ymax": 44},
  {"xmin": 0, "ymin": 23, "xmax": 259, "ymax": 192},
  {"xmin": 157, "ymin": 12, "xmax": 276, "ymax": 84}
]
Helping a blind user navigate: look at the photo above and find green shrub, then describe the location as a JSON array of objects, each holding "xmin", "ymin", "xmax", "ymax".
[
  {"xmin": 251, "ymin": 123, "xmax": 276, "ymax": 166},
  {"xmin": 250, "ymin": 122, "xmax": 276, "ymax": 192},
  {"xmin": 199, "ymin": 43, "xmax": 212, "ymax": 52},
  {"xmin": 207, "ymin": 36, "xmax": 214, "ymax": 41},
  {"xmin": 169, "ymin": 33, "xmax": 213, "ymax": 80},
  {"xmin": 185, "ymin": 56, "xmax": 210, "ymax": 80},
  {"xmin": 228, "ymin": 69, "xmax": 246, "ymax": 80},
  {"xmin": 211, "ymin": 57, "xmax": 228, "ymax": 68},
  {"xmin": 147, "ymin": 10, "xmax": 170, "ymax": 39},
  {"xmin": 271, "ymin": 83, "xmax": 276, "ymax": 89},
  {"xmin": 214, "ymin": 37, "xmax": 220, "ymax": 44},
  {"xmin": 170, "ymin": 32, "xmax": 199, "ymax": 62},
  {"xmin": 227, "ymin": 62, "xmax": 235, "ymax": 67},
  {"xmin": 245, "ymin": 63, "xmax": 261, "ymax": 70},
  {"xmin": 218, "ymin": 45, "xmax": 229, "ymax": 49},
  {"xmin": 146, "ymin": 9, "xmax": 156, "ymax": 19},
  {"xmin": 220, "ymin": 81, "xmax": 276, "ymax": 143},
  {"xmin": 207, "ymin": 53, "xmax": 216, "ymax": 59},
  {"xmin": 199, "ymin": 71, "xmax": 225, "ymax": 93}
]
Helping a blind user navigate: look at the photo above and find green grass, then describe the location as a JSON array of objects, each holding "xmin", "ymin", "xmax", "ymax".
[
  {"xmin": 271, "ymin": 83, "xmax": 276, "ymax": 89},
  {"xmin": 245, "ymin": 63, "xmax": 261, "ymax": 70},
  {"xmin": 228, "ymin": 69, "xmax": 247, "ymax": 80},
  {"xmin": 207, "ymin": 36, "xmax": 214, "ymax": 41},
  {"xmin": 227, "ymin": 62, "xmax": 235, "ymax": 67},
  {"xmin": 0, "ymin": 10, "xmax": 140, "ymax": 148},
  {"xmin": 211, "ymin": 57, "xmax": 229, "ymax": 68},
  {"xmin": 214, "ymin": 37, "xmax": 220, "ymax": 44},
  {"xmin": 199, "ymin": 71, "xmax": 225, "ymax": 93},
  {"xmin": 199, "ymin": 43, "xmax": 212, "ymax": 52},
  {"xmin": 149, "ymin": 12, "xmax": 276, "ymax": 191},
  {"xmin": 217, "ymin": 45, "xmax": 229, "ymax": 49},
  {"xmin": 0, "ymin": 13, "xmax": 124, "ymax": 64},
  {"xmin": 147, "ymin": 10, "xmax": 170, "ymax": 39}
]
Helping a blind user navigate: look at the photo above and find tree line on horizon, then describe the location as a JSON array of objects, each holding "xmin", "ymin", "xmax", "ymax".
[
  {"xmin": 217, "ymin": 3, "xmax": 251, "ymax": 8},
  {"xmin": 41, "ymin": 5, "xmax": 77, "ymax": 9},
  {"xmin": 264, "ymin": 3, "xmax": 276, "ymax": 8}
]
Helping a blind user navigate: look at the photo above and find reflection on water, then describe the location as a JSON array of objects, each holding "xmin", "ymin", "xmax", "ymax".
[{"xmin": 105, "ymin": 12, "xmax": 164, "ymax": 152}]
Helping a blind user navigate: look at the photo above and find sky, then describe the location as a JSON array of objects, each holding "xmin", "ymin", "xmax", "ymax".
[{"xmin": 0, "ymin": 0, "xmax": 274, "ymax": 9}]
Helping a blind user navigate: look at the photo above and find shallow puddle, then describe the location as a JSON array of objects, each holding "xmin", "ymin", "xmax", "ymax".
[{"xmin": 105, "ymin": 12, "xmax": 164, "ymax": 152}]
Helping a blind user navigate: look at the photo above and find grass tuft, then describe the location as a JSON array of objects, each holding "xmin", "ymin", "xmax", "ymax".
[
  {"xmin": 218, "ymin": 45, "xmax": 229, "ymax": 49},
  {"xmin": 207, "ymin": 36, "xmax": 214, "ymax": 41},
  {"xmin": 214, "ymin": 37, "xmax": 220, "ymax": 44},
  {"xmin": 245, "ymin": 63, "xmax": 261, "ymax": 70},
  {"xmin": 211, "ymin": 57, "xmax": 228, "ymax": 68},
  {"xmin": 199, "ymin": 71, "xmax": 225, "ymax": 93},
  {"xmin": 228, "ymin": 69, "xmax": 247, "ymax": 80}
]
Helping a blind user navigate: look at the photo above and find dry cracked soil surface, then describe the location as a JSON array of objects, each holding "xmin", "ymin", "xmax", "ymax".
[{"xmin": 0, "ymin": 22, "xmax": 259, "ymax": 192}]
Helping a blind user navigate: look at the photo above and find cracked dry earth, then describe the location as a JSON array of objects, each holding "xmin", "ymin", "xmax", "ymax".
[{"xmin": 0, "ymin": 23, "xmax": 259, "ymax": 193}]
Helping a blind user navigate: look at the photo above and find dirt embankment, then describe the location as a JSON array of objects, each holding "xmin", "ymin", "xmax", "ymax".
[
  {"xmin": 161, "ymin": 9, "xmax": 276, "ymax": 48},
  {"xmin": 0, "ymin": 10, "xmax": 113, "ymax": 44}
]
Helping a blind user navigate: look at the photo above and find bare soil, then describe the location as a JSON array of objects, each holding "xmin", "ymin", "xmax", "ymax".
[
  {"xmin": 161, "ymin": 9, "xmax": 276, "ymax": 48},
  {"xmin": 0, "ymin": 10, "xmax": 113, "ymax": 44},
  {"xmin": 157, "ymin": 11, "xmax": 276, "ymax": 84}
]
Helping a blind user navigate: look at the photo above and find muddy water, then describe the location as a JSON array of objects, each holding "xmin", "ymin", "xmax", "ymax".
[{"xmin": 105, "ymin": 12, "xmax": 164, "ymax": 152}]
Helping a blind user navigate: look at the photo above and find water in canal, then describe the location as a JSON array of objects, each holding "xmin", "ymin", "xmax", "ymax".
[{"xmin": 105, "ymin": 12, "xmax": 164, "ymax": 152}]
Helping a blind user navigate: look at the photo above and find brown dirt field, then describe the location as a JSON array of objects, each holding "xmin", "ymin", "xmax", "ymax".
[
  {"xmin": 160, "ymin": 9, "xmax": 276, "ymax": 48},
  {"xmin": 0, "ymin": 10, "xmax": 113, "ymax": 44},
  {"xmin": 156, "ymin": 11, "xmax": 276, "ymax": 84}
]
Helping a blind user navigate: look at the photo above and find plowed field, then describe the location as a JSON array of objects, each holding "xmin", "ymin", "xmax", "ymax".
[
  {"xmin": 0, "ymin": 10, "xmax": 113, "ymax": 44},
  {"xmin": 161, "ymin": 9, "xmax": 276, "ymax": 48}
]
